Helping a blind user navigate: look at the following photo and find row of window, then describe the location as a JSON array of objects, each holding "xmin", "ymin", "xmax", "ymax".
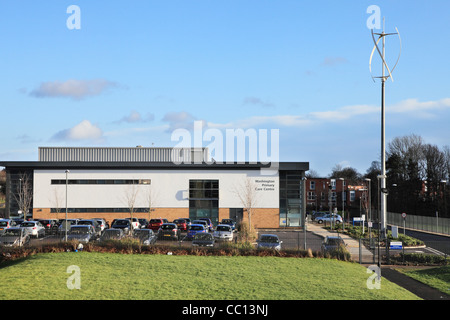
[
  {"xmin": 50, "ymin": 208, "xmax": 151, "ymax": 213},
  {"xmin": 51, "ymin": 179, "xmax": 151, "ymax": 185},
  {"xmin": 307, "ymin": 191, "xmax": 355, "ymax": 201}
]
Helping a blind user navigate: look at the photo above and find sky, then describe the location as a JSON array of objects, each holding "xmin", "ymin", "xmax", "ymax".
[{"xmin": 1, "ymin": 0, "xmax": 449, "ymax": 177}]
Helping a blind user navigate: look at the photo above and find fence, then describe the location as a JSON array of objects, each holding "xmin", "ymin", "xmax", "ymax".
[{"xmin": 387, "ymin": 212, "xmax": 450, "ymax": 235}]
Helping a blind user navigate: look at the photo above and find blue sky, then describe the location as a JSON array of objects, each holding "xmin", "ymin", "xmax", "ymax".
[{"xmin": 1, "ymin": 0, "xmax": 449, "ymax": 176}]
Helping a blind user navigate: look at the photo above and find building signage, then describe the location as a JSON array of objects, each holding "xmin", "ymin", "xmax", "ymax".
[{"xmin": 254, "ymin": 179, "xmax": 276, "ymax": 192}]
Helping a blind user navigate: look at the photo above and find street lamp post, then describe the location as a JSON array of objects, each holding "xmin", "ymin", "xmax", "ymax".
[
  {"xmin": 339, "ymin": 178, "xmax": 345, "ymax": 232},
  {"xmin": 65, "ymin": 170, "xmax": 69, "ymax": 242},
  {"xmin": 365, "ymin": 178, "xmax": 372, "ymax": 248}
]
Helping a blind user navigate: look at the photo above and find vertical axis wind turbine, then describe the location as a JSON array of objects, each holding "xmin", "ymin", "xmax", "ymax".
[{"xmin": 369, "ymin": 18, "xmax": 401, "ymax": 238}]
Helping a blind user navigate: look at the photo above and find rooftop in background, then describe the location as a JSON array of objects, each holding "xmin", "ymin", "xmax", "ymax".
[{"xmin": 38, "ymin": 146, "xmax": 208, "ymax": 163}]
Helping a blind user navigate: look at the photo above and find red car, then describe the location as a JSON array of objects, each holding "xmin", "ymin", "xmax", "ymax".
[
  {"xmin": 147, "ymin": 218, "xmax": 168, "ymax": 231},
  {"xmin": 173, "ymin": 218, "xmax": 190, "ymax": 231}
]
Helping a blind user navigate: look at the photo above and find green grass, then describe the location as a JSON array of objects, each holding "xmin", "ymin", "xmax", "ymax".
[
  {"xmin": 0, "ymin": 252, "xmax": 420, "ymax": 300},
  {"xmin": 400, "ymin": 265, "xmax": 450, "ymax": 296}
]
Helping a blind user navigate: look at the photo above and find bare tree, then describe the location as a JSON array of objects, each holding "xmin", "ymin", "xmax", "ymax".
[
  {"xmin": 50, "ymin": 187, "xmax": 63, "ymax": 217},
  {"xmin": 234, "ymin": 177, "xmax": 259, "ymax": 232},
  {"xmin": 123, "ymin": 183, "xmax": 139, "ymax": 232},
  {"xmin": 145, "ymin": 184, "xmax": 159, "ymax": 221},
  {"xmin": 14, "ymin": 173, "xmax": 33, "ymax": 219}
]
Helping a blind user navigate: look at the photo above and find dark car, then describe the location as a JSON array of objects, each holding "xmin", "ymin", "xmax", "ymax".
[
  {"xmin": 77, "ymin": 219, "xmax": 102, "ymax": 236},
  {"xmin": 198, "ymin": 218, "xmax": 214, "ymax": 232},
  {"xmin": 186, "ymin": 224, "xmax": 207, "ymax": 240},
  {"xmin": 192, "ymin": 233, "xmax": 215, "ymax": 247},
  {"xmin": 147, "ymin": 218, "xmax": 169, "ymax": 231},
  {"xmin": 158, "ymin": 223, "xmax": 180, "ymax": 240},
  {"xmin": 111, "ymin": 219, "xmax": 132, "ymax": 235},
  {"xmin": 98, "ymin": 228, "xmax": 125, "ymax": 242},
  {"xmin": 138, "ymin": 219, "xmax": 149, "ymax": 230},
  {"xmin": 220, "ymin": 219, "xmax": 236, "ymax": 231},
  {"xmin": 173, "ymin": 218, "xmax": 189, "ymax": 231},
  {"xmin": 65, "ymin": 225, "xmax": 97, "ymax": 243},
  {"xmin": 321, "ymin": 236, "xmax": 346, "ymax": 253},
  {"xmin": 133, "ymin": 229, "xmax": 157, "ymax": 245},
  {"xmin": 37, "ymin": 219, "xmax": 59, "ymax": 235}
]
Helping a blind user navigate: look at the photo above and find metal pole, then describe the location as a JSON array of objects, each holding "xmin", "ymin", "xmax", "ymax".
[{"xmin": 65, "ymin": 170, "xmax": 69, "ymax": 242}]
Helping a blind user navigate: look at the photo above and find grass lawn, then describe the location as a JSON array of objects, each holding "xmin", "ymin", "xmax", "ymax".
[
  {"xmin": 400, "ymin": 265, "xmax": 450, "ymax": 296},
  {"xmin": 0, "ymin": 252, "xmax": 420, "ymax": 300}
]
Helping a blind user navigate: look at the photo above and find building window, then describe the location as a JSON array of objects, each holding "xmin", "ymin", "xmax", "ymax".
[
  {"xmin": 307, "ymin": 191, "xmax": 316, "ymax": 200},
  {"xmin": 51, "ymin": 179, "xmax": 151, "ymax": 185},
  {"xmin": 350, "ymin": 191, "xmax": 355, "ymax": 202},
  {"xmin": 310, "ymin": 181, "xmax": 315, "ymax": 190},
  {"xmin": 189, "ymin": 180, "xmax": 219, "ymax": 225}
]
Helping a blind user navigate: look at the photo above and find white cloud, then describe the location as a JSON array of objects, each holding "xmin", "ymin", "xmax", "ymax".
[
  {"xmin": 162, "ymin": 111, "xmax": 207, "ymax": 132},
  {"xmin": 30, "ymin": 79, "xmax": 119, "ymax": 100},
  {"xmin": 388, "ymin": 98, "xmax": 450, "ymax": 117},
  {"xmin": 51, "ymin": 120, "xmax": 104, "ymax": 142},
  {"xmin": 114, "ymin": 110, "xmax": 155, "ymax": 124}
]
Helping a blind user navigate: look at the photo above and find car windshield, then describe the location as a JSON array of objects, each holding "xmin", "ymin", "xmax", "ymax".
[
  {"xmin": 327, "ymin": 238, "xmax": 343, "ymax": 245},
  {"xmin": 0, "ymin": 221, "xmax": 8, "ymax": 227},
  {"xmin": 216, "ymin": 226, "xmax": 231, "ymax": 232},
  {"xmin": 3, "ymin": 229, "xmax": 21, "ymax": 236},
  {"xmin": 194, "ymin": 233, "xmax": 213, "ymax": 240},
  {"xmin": 260, "ymin": 235, "xmax": 279, "ymax": 243},
  {"xmin": 190, "ymin": 225, "xmax": 204, "ymax": 231},
  {"xmin": 113, "ymin": 220, "xmax": 129, "ymax": 226},
  {"xmin": 69, "ymin": 227, "xmax": 90, "ymax": 235},
  {"xmin": 20, "ymin": 222, "xmax": 35, "ymax": 227},
  {"xmin": 150, "ymin": 219, "xmax": 162, "ymax": 224},
  {"xmin": 161, "ymin": 224, "xmax": 176, "ymax": 230},
  {"xmin": 222, "ymin": 219, "xmax": 233, "ymax": 224},
  {"xmin": 193, "ymin": 221, "xmax": 207, "ymax": 226}
]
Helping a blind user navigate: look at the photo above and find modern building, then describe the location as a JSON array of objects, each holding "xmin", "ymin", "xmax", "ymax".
[{"xmin": 0, "ymin": 147, "xmax": 309, "ymax": 229}]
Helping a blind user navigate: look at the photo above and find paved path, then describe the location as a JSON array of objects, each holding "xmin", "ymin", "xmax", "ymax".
[
  {"xmin": 307, "ymin": 222, "xmax": 374, "ymax": 262},
  {"xmin": 307, "ymin": 222, "xmax": 450, "ymax": 300}
]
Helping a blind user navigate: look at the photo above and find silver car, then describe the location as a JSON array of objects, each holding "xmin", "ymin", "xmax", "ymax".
[
  {"xmin": 64, "ymin": 225, "xmax": 97, "ymax": 243},
  {"xmin": 213, "ymin": 224, "xmax": 233, "ymax": 242},
  {"xmin": 20, "ymin": 221, "xmax": 45, "ymax": 238},
  {"xmin": 256, "ymin": 234, "xmax": 283, "ymax": 251},
  {"xmin": 0, "ymin": 219, "xmax": 15, "ymax": 235},
  {"xmin": 0, "ymin": 227, "xmax": 30, "ymax": 247}
]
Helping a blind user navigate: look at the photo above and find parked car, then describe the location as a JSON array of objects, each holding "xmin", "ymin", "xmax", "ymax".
[
  {"xmin": 213, "ymin": 224, "xmax": 233, "ymax": 242},
  {"xmin": 256, "ymin": 234, "xmax": 282, "ymax": 251},
  {"xmin": 147, "ymin": 218, "xmax": 169, "ymax": 231},
  {"xmin": 158, "ymin": 223, "xmax": 180, "ymax": 241},
  {"xmin": 315, "ymin": 214, "xmax": 343, "ymax": 224},
  {"xmin": 0, "ymin": 227, "xmax": 30, "ymax": 247},
  {"xmin": 57, "ymin": 219, "xmax": 79, "ymax": 235},
  {"xmin": 321, "ymin": 236, "xmax": 346, "ymax": 253},
  {"xmin": 111, "ymin": 219, "xmax": 132, "ymax": 235},
  {"xmin": 192, "ymin": 233, "xmax": 215, "ymax": 247},
  {"xmin": 198, "ymin": 218, "xmax": 214, "ymax": 232},
  {"xmin": 133, "ymin": 229, "xmax": 157, "ymax": 245},
  {"xmin": 138, "ymin": 219, "xmax": 149, "ymax": 229},
  {"xmin": 64, "ymin": 225, "xmax": 97, "ymax": 243},
  {"xmin": 37, "ymin": 219, "xmax": 59, "ymax": 235},
  {"xmin": 220, "ymin": 219, "xmax": 236, "ymax": 231},
  {"xmin": 192, "ymin": 220, "xmax": 209, "ymax": 232},
  {"xmin": 94, "ymin": 218, "xmax": 108, "ymax": 232},
  {"xmin": 126, "ymin": 217, "xmax": 141, "ymax": 230},
  {"xmin": 98, "ymin": 228, "xmax": 124, "ymax": 242},
  {"xmin": 0, "ymin": 219, "xmax": 15, "ymax": 235},
  {"xmin": 173, "ymin": 218, "xmax": 189, "ymax": 231},
  {"xmin": 186, "ymin": 224, "xmax": 207, "ymax": 240},
  {"xmin": 20, "ymin": 221, "xmax": 45, "ymax": 238},
  {"xmin": 77, "ymin": 219, "xmax": 102, "ymax": 236}
]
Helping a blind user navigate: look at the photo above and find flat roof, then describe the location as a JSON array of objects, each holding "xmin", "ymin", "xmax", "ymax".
[{"xmin": 0, "ymin": 161, "xmax": 309, "ymax": 171}]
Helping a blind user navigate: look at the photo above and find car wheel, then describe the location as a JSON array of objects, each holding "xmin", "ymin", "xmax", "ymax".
[{"xmin": 318, "ymin": 220, "xmax": 324, "ymax": 224}]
